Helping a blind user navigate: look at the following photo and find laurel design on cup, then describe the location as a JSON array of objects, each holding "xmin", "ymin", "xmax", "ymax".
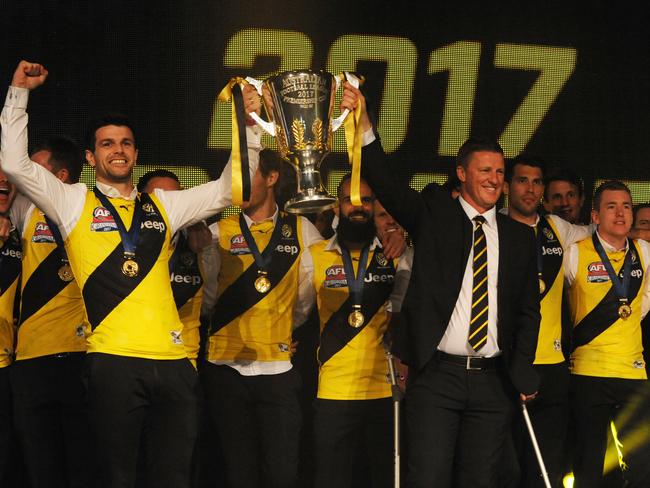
[
  {"xmin": 312, "ymin": 118, "xmax": 324, "ymax": 150},
  {"xmin": 275, "ymin": 124, "xmax": 289, "ymax": 153},
  {"xmin": 292, "ymin": 119, "xmax": 307, "ymax": 150}
]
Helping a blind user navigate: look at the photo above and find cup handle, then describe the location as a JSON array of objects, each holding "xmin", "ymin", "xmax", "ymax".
[
  {"xmin": 331, "ymin": 71, "xmax": 360, "ymax": 132},
  {"xmin": 243, "ymin": 77, "xmax": 276, "ymax": 136}
]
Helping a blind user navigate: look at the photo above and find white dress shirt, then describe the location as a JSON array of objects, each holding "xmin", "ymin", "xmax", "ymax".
[
  {"xmin": 437, "ymin": 196, "xmax": 500, "ymax": 357},
  {"xmin": 1, "ymin": 85, "xmax": 262, "ymax": 240}
]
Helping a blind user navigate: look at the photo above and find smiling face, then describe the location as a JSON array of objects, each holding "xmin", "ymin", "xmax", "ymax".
[
  {"xmin": 0, "ymin": 167, "xmax": 16, "ymax": 214},
  {"xmin": 505, "ymin": 163, "xmax": 544, "ymax": 220},
  {"xmin": 457, "ymin": 150, "xmax": 505, "ymax": 213},
  {"xmin": 544, "ymin": 180, "xmax": 584, "ymax": 223},
  {"xmin": 592, "ymin": 189, "xmax": 633, "ymax": 244},
  {"xmin": 85, "ymin": 125, "xmax": 138, "ymax": 184}
]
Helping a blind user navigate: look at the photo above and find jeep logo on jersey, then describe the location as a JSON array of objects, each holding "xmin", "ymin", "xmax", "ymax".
[
  {"xmin": 140, "ymin": 220, "xmax": 166, "ymax": 233},
  {"xmin": 275, "ymin": 244, "xmax": 299, "ymax": 255},
  {"xmin": 90, "ymin": 206, "xmax": 118, "ymax": 232},
  {"xmin": 587, "ymin": 262, "xmax": 610, "ymax": 283},
  {"xmin": 324, "ymin": 265, "xmax": 347, "ymax": 288},
  {"xmin": 230, "ymin": 234, "xmax": 251, "ymax": 255},
  {"xmin": 32, "ymin": 221, "xmax": 55, "ymax": 243},
  {"xmin": 1, "ymin": 247, "xmax": 22, "ymax": 259},
  {"xmin": 364, "ymin": 272, "xmax": 395, "ymax": 283},
  {"xmin": 170, "ymin": 272, "xmax": 202, "ymax": 286},
  {"xmin": 541, "ymin": 245, "xmax": 563, "ymax": 257}
]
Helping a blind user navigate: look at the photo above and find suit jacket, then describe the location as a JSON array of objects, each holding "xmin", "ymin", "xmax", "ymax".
[{"xmin": 362, "ymin": 139, "xmax": 541, "ymax": 394}]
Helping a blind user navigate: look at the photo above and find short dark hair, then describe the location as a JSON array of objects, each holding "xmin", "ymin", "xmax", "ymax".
[
  {"xmin": 633, "ymin": 203, "xmax": 650, "ymax": 225},
  {"xmin": 543, "ymin": 167, "xmax": 583, "ymax": 201},
  {"xmin": 456, "ymin": 136, "xmax": 503, "ymax": 169},
  {"xmin": 258, "ymin": 149, "xmax": 297, "ymax": 209},
  {"xmin": 85, "ymin": 114, "xmax": 137, "ymax": 151},
  {"xmin": 592, "ymin": 180, "xmax": 632, "ymax": 211},
  {"xmin": 505, "ymin": 153, "xmax": 547, "ymax": 183},
  {"xmin": 31, "ymin": 136, "xmax": 84, "ymax": 183},
  {"xmin": 137, "ymin": 169, "xmax": 180, "ymax": 193}
]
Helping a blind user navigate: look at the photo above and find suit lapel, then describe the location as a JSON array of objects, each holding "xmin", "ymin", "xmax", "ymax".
[{"xmin": 496, "ymin": 214, "xmax": 507, "ymax": 331}]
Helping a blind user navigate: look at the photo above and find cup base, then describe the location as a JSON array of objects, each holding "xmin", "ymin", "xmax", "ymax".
[{"xmin": 284, "ymin": 193, "xmax": 337, "ymax": 214}]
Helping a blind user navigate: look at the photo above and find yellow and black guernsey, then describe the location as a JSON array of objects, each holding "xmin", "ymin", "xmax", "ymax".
[
  {"xmin": 17, "ymin": 207, "xmax": 87, "ymax": 360},
  {"xmin": 0, "ymin": 224, "xmax": 21, "ymax": 367},
  {"xmin": 311, "ymin": 239, "xmax": 395, "ymax": 400},
  {"xmin": 65, "ymin": 190, "xmax": 186, "ymax": 359},
  {"xmin": 208, "ymin": 212, "xmax": 303, "ymax": 363},
  {"xmin": 169, "ymin": 231, "xmax": 203, "ymax": 366},
  {"xmin": 535, "ymin": 215, "xmax": 566, "ymax": 365},
  {"xmin": 569, "ymin": 235, "xmax": 647, "ymax": 380}
]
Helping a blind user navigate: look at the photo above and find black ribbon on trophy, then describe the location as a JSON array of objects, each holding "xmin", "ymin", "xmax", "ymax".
[
  {"xmin": 93, "ymin": 187, "xmax": 143, "ymax": 278},
  {"xmin": 44, "ymin": 215, "xmax": 74, "ymax": 282},
  {"xmin": 340, "ymin": 244, "xmax": 370, "ymax": 328},
  {"xmin": 592, "ymin": 233, "xmax": 633, "ymax": 319},
  {"xmin": 238, "ymin": 213, "xmax": 284, "ymax": 294}
]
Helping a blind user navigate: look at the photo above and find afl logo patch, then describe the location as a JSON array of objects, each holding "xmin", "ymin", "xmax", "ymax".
[
  {"xmin": 281, "ymin": 224, "xmax": 292, "ymax": 238},
  {"xmin": 324, "ymin": 265, "xmax": 347, "ymax": 288},
  {"xmin": 587, "ymin": 262, "xmax": 610, "ymax": 283},
  {"xmin": 91, "ymin": 206, "xmax": 118, "ymax": 232},
  {"xmin": 230, "ymin": 234, "xmax": 251, "ymax": 255},
  {"xmin": 32, "ymin": 221, "xmax": 55, "ymax": 243}
]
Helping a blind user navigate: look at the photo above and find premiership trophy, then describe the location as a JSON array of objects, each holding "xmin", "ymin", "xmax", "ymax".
[{"xmin": 246, "ymin": 70, "xmax": 359, "ymax": 214}]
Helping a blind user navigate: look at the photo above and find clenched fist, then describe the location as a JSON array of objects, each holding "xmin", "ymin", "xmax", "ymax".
[{"xmin": 12, "ymin": 60, "xmax": 48, "ymax": 90}]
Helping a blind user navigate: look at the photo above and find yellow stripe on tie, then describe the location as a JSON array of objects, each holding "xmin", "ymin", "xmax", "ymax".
[
  {"xmin": 471, "ymin": 334, "xmax": 488, "ymax": 349},
  {"xmin": 468, "ymin": 320, "xmax": 488, "ymax": 340},
  {"xmin": 470, "ymin": 306, "xmax": 488, "ymax": 325},
  {"xmin": 473, "ymin": 261, "xmax": 488, "ymax": 277},
  {"xmin": 472, "ymin": 291, "xmax": 488, "ymax": 308},
  {"xmin": 474, "ymin": 234, "xmax": 485, "ymax": 246},
  {"xmin": 472, "ymin": 276, "xmax": 488, "ymax": 294},
  {"xmin": 474, "ymin": 247, "xmax": 487, "ymax": 262}
]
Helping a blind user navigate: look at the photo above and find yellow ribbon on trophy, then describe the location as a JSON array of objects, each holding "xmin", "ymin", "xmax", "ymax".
[
  {"xmin": 340, "ymin": 73, "xmax": 365, "ymax": 207},
  {"xmin": 218, "ymin": 77, "xmax": 251, "ymax": 206}
]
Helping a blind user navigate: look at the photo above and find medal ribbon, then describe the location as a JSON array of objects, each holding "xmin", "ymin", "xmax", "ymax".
[
  {"xmin": 238, "ymin": 213, "xmax": 284, "ymax": 274},
  {"xmin": 44, "ymin": 215, "xmax": 69, "ymax": 264},
  {"xmin": 340, "ymin": 243, "xmax": 371, "ymax": 312},
  {"xmin": 92, "ymin": 187, "xmax": 143, "ymax": 257},
  {"xmin": 341, "ymin": 73, "xmax": 365, "ymax": 207},
  {"xmin": 218, "ymin": 77, "xmax": 251, "ymax": 206},
  {"xmin": 592, "ymin": 233, "xmax": 632, "ymax": 303}
]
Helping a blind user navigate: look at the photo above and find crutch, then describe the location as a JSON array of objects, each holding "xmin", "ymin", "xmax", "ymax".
[
  {"xmin": 385, "ymin": 349, "xmax": 404, "ymax": 488},
  {"xmin": 521, "ymin": 401, "xmax": 552, "ymax": 488}
]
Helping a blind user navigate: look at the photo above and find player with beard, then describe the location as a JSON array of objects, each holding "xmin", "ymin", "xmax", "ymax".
[
  {"xmin": 0, "ymin": 167, "xmax": 19, "ymax": 484},
  {"xmin": 304, "ymin": 174, "xmax": 412, "ymax": 488}
]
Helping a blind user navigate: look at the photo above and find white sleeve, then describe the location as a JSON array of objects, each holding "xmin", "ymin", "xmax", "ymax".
[
  {"xmin": 200, "ymin": 222, "xmax": 222, "ymax": 317},
  {"xmin": 637, "ymin": 240, "xmax": 650, "ymax": 319},
  {"xmin": 549, "ymin": 214, "xmax": 594, "ymax": 248},
  {"xmin": 300, "ymin": 216, "xmax": 323, "ymax": 247},
  {"xmin": 388, "ymin": 245, "xmax": 413, "ymax": 313},
  {"xmin": 564, "ymin": 242, "xmax": 579, "ymax": 287},
  {"xmin": 293, "ymin": 242, "xmax": 317, "ymax": 328},
  {"xmin": 155, "ymin": 125, "xmax": 263, "ymax": 234},
  {"xmin": 1, "ymin": 87, "xmax": 87, "ymax": 238}
]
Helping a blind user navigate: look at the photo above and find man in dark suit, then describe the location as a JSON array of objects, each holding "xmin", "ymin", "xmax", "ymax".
[{"xmin": 341, "ymin": 83, "xmax": 540, "ymax": 488}]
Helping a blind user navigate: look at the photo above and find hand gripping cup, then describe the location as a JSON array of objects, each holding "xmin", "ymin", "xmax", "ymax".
[{"xmin": 245, "ymin": 70, "xmax": 360, "ymax": 214}]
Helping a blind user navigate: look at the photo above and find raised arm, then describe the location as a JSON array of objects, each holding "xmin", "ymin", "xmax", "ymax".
[
  {"xmin": 340, "ymin": 82, "xmax": 422, "ymax": 232},
  {"xmin": 0, "ymin": 61, "xmax": 86, "ymax": 237}
]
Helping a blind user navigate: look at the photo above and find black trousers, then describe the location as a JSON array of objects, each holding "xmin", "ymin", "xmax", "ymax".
[
  {"xmin": 10, "ymin": 352, "xmax": 95, "ymax": 488},
  {"xmin": 405, "ymin": 355, "xmax": 514, "ymax": 488},
  {"xmin": 0, "ymin": 366, "xmax": 12, "ymax": 484},
  {"xmin": 570, "ymin": 375, "xmax": 650, "ymax": 488},
  {"xmin": 86, "ymin": 353, "xmax": 199, "ymax": 488},
  {"xmin": 501, "ymin": 361, "xmax": 570, "ymax": 488},
  {"xmin": 313, "ymin": 397, "xmax": 393, "ymax": 488},
  {"xmin": 201, "ymin": 363, "xmax": 302, "ymax": 488}
]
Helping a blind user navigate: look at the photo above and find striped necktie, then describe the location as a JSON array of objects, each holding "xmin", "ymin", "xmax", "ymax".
[{"xmin": 468, "ymin": 215, "xmax": 488, "ymax": 351}]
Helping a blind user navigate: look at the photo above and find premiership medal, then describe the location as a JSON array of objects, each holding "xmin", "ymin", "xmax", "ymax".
[
  {"xmin": 618, "ymin": 302, "xmax": 632, "ymax": 320},
  {"xmin": 538, "ymin": 278, "xmax": 546, "ymax": 294},
  {"xmin": 348, "ymin": 308, "xmax": 365, "ymax": 328},
  {"xmin": 254, "ymin": 272, "xmax": 271, "ymax": 293},
  {"xmin": 122, "ymin": 258, "xmax": 139, "ymax": 278},
  {"xmin": 58, "ymin": 263, "xmax": 74, "ymax": 282}
]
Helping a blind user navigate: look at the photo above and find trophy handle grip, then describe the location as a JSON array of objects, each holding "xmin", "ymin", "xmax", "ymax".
[
  {"xmin": 331, "ymin": 71, "xmax": 361, "ymax": 132},
  {"xmin": 244, "ymin": 76, "xmax": 276, "ymax": 136}
]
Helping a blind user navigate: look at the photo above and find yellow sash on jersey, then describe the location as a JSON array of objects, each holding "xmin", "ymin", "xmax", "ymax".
[
  {"xmin": 569, "ymin": 237, "xmax": 647, "ymax": 379},
  {"xmin": 65, "ymin": 191, "xmax": 186, "ymax": 359},
  {"xmin": 0, "ymin": 226, "xmax": 21, "ymax": 367}
]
